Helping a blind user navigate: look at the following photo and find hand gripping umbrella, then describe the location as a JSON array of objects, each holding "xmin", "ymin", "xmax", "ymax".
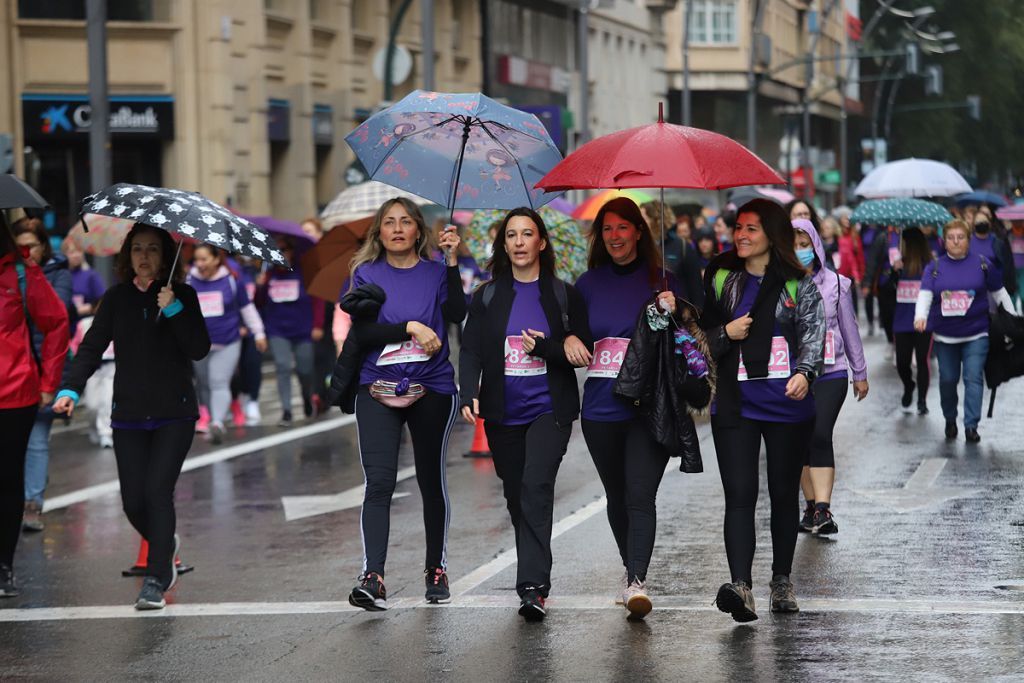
[{"xmin": 536, "ymin": 103, "xmax": 784, "ymax": 284}]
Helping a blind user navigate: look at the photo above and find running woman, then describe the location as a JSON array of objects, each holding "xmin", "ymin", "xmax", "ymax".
[
  {"xmin": 891, "ymin": 228, "xmax": 934, "ymax": 415},
  {"xmin": 792, "ymin": 219, "xmax": 869, "ymax": 537},
  {"xmin": 914, "ymin": 219, "xmax": 1014, "ymax": 443},
  {"xmin": 54, "ymin": 224, "xmax": 210, "ymax": 610},
  {"xmin": 346, "ymin": 197, "xmax": 465, "ymax": 611},
  {"xmin": 459, "ymin": 207, "xmax": 586, "ymax": 622},
  {"xmin": 187, "ymin": 244, "xmax": 267, "ymax": 443},
  {"xmin": 700, "ymin": 199, "xmax": 825, "ymax": 622}
]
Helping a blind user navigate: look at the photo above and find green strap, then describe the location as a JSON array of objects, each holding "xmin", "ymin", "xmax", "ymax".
[
  {"xmin": 714, "ymin": 268, "xmax": 799, "ymax": 304},
  {"xmin": 785, "ymin": 279, "xmax": 799, "ymax": 304}
]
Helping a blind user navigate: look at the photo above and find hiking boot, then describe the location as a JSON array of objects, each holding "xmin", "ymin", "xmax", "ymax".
[
  {"xmin": 965, "ymin": 427, "xmax": 981, "ymax": 443},
  {"xmin": 135, "ymin": 576, "xmax": 166, "ymax": 610},
  {"xmin": 22, "ymin": 501, "xmax": 44, "ymax": 533},
  {"xmin": 812, "ymin": 507, "xmax": 838, "ymax": 535},
  {"xmin": 623, "ymin": 579, "xmax": 652, "ymax": 620},
  {"xmin": 0, "ymin": 564, "xmax": 19, "ymax": 598},
  {"xmin": 769, "ymin": 575, "xmax": 800, "ymax": 613},
  {"xmin": 349, "ymin": 572, "xmax": 387, "ymax": 611},
  {"xmin": 945, "ymin": 422, "xmax": 958, "ymax": 440},
  {"xmin": 715, "ymin": 581, "xmax": 758, "ymax": 622},
  {"xmin": 798, "ymin": 503, "xmax": 815, "ymax": 533},
  {"xmin": 901, "ymin": 382, "xmax": 915, "ymax": 409},
  {"xmin": 518, "ymin": 587, "xmax": 546, "ymax": 622},
  {"xmin": 425, "ymin": 566, "xmax": 450, "ymax": 604}
]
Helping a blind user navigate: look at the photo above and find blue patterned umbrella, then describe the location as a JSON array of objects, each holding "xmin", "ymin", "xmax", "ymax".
[
  {"xmin": 345, "ymin": 90, "xmax": 563, "ymax": 219},
  {"xmin": 850, "ymin": 198, "xmax": 952, "ymax": 229}
]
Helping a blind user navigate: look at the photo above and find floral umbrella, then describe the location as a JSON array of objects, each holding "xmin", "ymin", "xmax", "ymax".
[{"xmin": 464, "ymin": 206, "xmax": 587, "ymax": 282}]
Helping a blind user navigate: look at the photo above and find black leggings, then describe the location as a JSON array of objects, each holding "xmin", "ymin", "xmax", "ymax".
[
  {"xmin": 711, "ymin": 415, "xmax": 813, "ymax": 584},
  {"xmin": 355, "ymin": 388, "xmax": 457, "ymax": 576},
  {"xmin": 485, "ymin": 413, "xmax": 572, "ymax": 597},
  {"xmin": 582, "ymin": 418, "xmax": 669, "ymax": 583},
  {"xmin": 808, "ymin": 378, "xmax": 848, "ymax": 468},
  {"xmin": 864, "ymin": 292, "xmax": 876, "ymax": 327},
  {"xmin": 895, "ymin": 331, "xmax": 932, "ymax": 404},
  {"xmin": 112, "ymin": 420, "xmax": 196, "ymax": 586},
  {"xmin": 231, "ymin": 334, "xmax": 263, "ymax": 400},
  {"xmin": 0, "ymin": 405, "xmax": 38, "ymax": 568},
  {"xmin": 878, "ymin": 289, "xmax": 896, "ymax": 343}
]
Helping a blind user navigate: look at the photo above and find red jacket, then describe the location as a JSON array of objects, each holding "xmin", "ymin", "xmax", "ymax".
[
  {"xmin": 0, "ymin": 252, "xmax": 70, "ymax": 409},
  {"xmin": 836, "ymin": 232, "xmax": 865, "ymax": 283}
]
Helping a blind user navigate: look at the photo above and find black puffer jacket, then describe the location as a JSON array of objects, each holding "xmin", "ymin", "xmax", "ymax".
[
  {"xmin": 614, "ymin": 296, "xmax": 713, "ymax": 473},
  {"xmin": 326, "ymin": 283, "xmax": 386, "ymax": 413}
]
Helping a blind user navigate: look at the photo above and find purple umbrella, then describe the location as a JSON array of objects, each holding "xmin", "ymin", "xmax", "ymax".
[{"xmin": 547, "ymin": 197, "xmax": 576, "ymax": 215}]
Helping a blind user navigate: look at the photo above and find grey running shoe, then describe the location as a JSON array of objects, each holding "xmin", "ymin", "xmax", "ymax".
[
  {"xmin": 0, "ymin": 564, "xmax": 19, "ymax": 598},
  {"xmin": 715, "ymin": 581, "xmax": 758, "ymax": 622},
  {"xmin": 22, "ymin": 501, "xmax": 44, "ymax": 533},
  {"xmin": 769, "ymin": 574, "xmax": 800, "ymax": 613},
  {"xmin": 135, "ymin": 576, "xmax": 166, "ymax": 610}
]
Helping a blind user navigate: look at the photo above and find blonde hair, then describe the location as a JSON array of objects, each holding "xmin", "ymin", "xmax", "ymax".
[
  {"xmin": 640, "ymin": 201, "xmax": 676, "ymax": 240},
  {"xmin": 943, "ymin": 218, "xmax": 971, "ymax": 239},
  {"xmin": 348, "ymin": 197, "xmax": 434, "ymax": 281}
]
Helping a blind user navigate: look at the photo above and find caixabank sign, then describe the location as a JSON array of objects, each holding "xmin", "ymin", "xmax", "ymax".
[{"xmin": 22, "ymin": 94, "xmax": 175, "ymax": 141}]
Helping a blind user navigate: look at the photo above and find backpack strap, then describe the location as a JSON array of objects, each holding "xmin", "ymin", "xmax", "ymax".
[
  {"xmin": 713, "ymin": 268, "xmax": 730, "ymax": 300},
  {"xmin": 15, "ymin": 261, "xmax": 44, "ymax": 372},
  {"xmin": 785, "ymin": 279, "xmax": 799, "ymax": 304}
]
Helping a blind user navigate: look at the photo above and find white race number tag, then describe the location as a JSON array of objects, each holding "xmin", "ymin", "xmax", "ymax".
[
  {"xmin": 197, "ymin": 291, "xmax": 225, "ymax": 318},
  {"xmin": 587, "ymin": 337, "xmax": 630, "ymax": 379},
  {"xmin": 504, "ymin": 336, "xmax": 546, "ymax": 376},
  {"xmin": 738, "ymin": 336, "xmax": 791, "ymax": 381},
  {"xmin": 896, "ymin": 280, "xmax": 921, "ymax": 304},
  {"xmin": 823, "ymin": 330, "xmax": 836, "ymax": 366},
  {"xmin": 940, "ymin": 290, "xmax": 974, "ymax": 317},
  {"xmin": 268, "ymin": 279, "xmax": 300, "ymax": 303},
  {"xmin": 377, "ymin": 339, "xmax": 431, "ymax": 366}
]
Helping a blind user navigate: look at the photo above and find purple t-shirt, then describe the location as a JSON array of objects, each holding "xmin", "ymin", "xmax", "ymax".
[
  {"xmin": 260, "ymin": 269, "xmax": 313, "ymax": 340},
  {"xmin": 921, "ymin": 253, "xmax": 1003, "ymax": 338},
  {"xmin": 354, "ymin": 258, "xmax": 455, "ymax": 394},
  {"xmin": 893, "ymin": 275, "xmax": 924, "ymax": 335},
  {"xmin": 576, "ymin": 260, "xmax": 679, "ymax": 422},
  {"xmin": 70, "ymin": 267, "xmax": 106, "ymax": 309},
  {"xmin": 501, "ymin": 279, "xmax": 553, "ymax": 425},
  {"xmin": 187, "ymin": 270, "xmax": 250, "ymax": 345},
  {"xmin": 970, "ymin": 236, "xmax": 999, "ymax": 275},
  {"xmin": 1010, "ymin": 234, "xmax": 1024, "ymax": 269}
]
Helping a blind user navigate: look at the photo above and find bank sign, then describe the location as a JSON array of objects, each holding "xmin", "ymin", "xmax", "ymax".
[{"xmin": 22, "ymin": 94, "xmax": 175, "ymax": 141}]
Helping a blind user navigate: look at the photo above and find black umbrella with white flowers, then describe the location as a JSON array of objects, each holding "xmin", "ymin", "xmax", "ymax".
[{"xmin": 80, "ymin": 183, "xmax": 289, "ymax": 272}]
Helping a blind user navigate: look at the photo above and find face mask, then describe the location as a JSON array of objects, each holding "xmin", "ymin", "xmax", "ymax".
[
  {"xmin": 975, "ymin": 222, "xmax": 990, "ymax": 235},
  {"xmin": 796, "ymin": 247, "xmax": 816, "ymax": 267}
]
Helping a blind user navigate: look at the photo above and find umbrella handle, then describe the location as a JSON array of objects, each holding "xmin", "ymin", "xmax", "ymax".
[{"xmin": 158, "ymin": 239, "xmax": 185, "ymax": 318}]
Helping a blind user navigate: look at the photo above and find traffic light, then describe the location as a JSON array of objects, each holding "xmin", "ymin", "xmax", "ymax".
[
  {"xmin": 904, "ymin": 43, "xmax": 920, "ymax": 75},
  {"xmin": 924, "ymin": 65, "xmax": 943, "ymax": 96},
  {"xmin": 966, "ymin": 95, "xmax": 981, "ymax": 121}
]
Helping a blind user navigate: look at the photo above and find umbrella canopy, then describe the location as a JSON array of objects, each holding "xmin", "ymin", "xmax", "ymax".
[
  {"xmin": 80, "ymin": 183, "xmax": 287, "ymax": 267},
  {"xmin": 727, "ymin": 187, "xmax": 785, "ymax": 209},
  {"xmin": 955, "ymin": 190, "xmax": 1008, "ymax": 208},
  {"xmin": 66, "ymin": 214, "xmax": 136, "ymax": 256},
  {"xmin": 547, "ymin": 196, "xmax": 576, "ymax": 215},
  {"xmin": 320, "ymin": 180, "xmax": 431, "ymax": 229},
  {"xmin": 236, "ymin": 214, "xmax": 313, "ymax": 243},
  {"xmin": 464, "ymin": 206, "xmax": 587, "ymax": 282},
  {"xmin": 849, "ymin": 198, "xmax": 953, "ymax": 228},
  {"xmin": 299, "ymin": 219, "xmax": 372, "ymax": 302},
  {"xmin": 854, "ymin": 158, "xmax": 971, "ymax": 198},
  {"xmin": 345, "ymin": 90, "xmax": 563, "ymax": 216},
  {"xmin": 572, "ymin": 189, "xmax": 654, "ymax": 221},
  {"xmin": 0, "ymin": 174, "xmax": 48, "ymax": 210},
  {"xmin": 996, "ymin": 205, "xmax": 1024, "ymax": 221}
]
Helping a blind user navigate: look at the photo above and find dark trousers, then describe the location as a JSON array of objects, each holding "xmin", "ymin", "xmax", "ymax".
[
  {"xmin": 878, "ymin": 289, "xmax": 896, "ymax": 343},
  {"xmin": 313, "ymin": 335, "xmax": 336, "ymax": 405},
  {"xmin": 808, "ymin": 378, "xmax": 848, "ymax": 468},
  {"xmin": 112, "ymin": 420, "xmax": 196, "ymax": 586},
  {"xmin": 582, "ymin": 418, "xmax": 669, "ymax": 583},
  {"xmin": 231, "ymin": 334, "xmax": 263, "ymax": 400},
  {"xmin": 895, "ymin": 331, "xmax": 932, "ymax": 406},
  {"xmin": 355, "ymin": 388, "xmax": 457, "ymax": 576},
  {"xmin": 485, "ymin": 413, "xmax": 572, "ymax": 597},
  {"xmin": 711, "ymin": 415, "xmax": 813, "ymax": 585},
  {"xmin": 0, "ymin": 405, "xmax": 38, "ymax": 567}
]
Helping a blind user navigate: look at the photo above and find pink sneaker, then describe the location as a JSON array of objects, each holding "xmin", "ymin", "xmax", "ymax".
[
  {"xmin": 230, "ymin": 399, "xmax": 245, "ymax": 426},
  {"xmin": 196, "ymin": 405, "xmax": 210, "ymax": 434}
]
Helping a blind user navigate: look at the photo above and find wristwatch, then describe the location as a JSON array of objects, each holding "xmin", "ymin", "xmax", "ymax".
[{"xmin": 799, "ymin": 369, "xmax": 816, "ymax": 383}]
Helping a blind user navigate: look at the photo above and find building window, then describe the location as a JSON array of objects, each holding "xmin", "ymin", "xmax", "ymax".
[
  {"xmin": 688, "ymin": 0, "xmax": 737, "ymax": 45},
  {"xmin": 18, "ymin": 0, "xmax": 163, "ymax": 20}
]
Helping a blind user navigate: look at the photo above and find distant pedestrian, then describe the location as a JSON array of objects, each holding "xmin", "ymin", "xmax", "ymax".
[{"xmin": 891, "ymin": 228, "xmax": 933, "ymax": 415}]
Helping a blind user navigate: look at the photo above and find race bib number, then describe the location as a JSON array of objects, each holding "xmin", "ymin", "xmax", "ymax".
[
  {"xmin": 940, "ymin": 290, "xmax": 974, "ymax": 317},
  {"xmin": 587, "ymin": 337, "xmax": 630, "ymax": 379},
  {"xmin": 738, "ymin": 336, "xmax": 791, "ymax": 381},
  {"xmin": 504, "ymin": 336, "xmax": 546, "ymax": 376},
  {"xmin": 1011, "ymin": 238, "xmax": 1024, "ymax": 256},
  {"xmin": 832, "ymin": 253, "xmax": 842, "ymax": 270},
  {"xmin": 377, "ymin": 339, "xmax": 430, "ymax": 366},
  {"xmin": 823, "ymin": 330, "xmax": 836, "ymax": 366},
  {"xmin": 896, "ymin": 280, "xmax": 921, "ymax": 304},
  {"xmin": 197, "ymin": 291, "xmax": 225, "ymax": 318},
  {"xmin": 888, "ymin": 247, "xmax": 902, "ymax": 267},
  {"xmin": 268, "ymin": 279, "xmax": 300, "ymax": 303}
]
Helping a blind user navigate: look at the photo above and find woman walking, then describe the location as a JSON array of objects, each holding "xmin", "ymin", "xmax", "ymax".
[
  {"xmin": 54, "ymin": 224, "xmax": 210, "ymax": 609},
  {"xmin": 892, "ymin": 228, "xmax": 934, "ymax": 414},
  {"xmin": 701, "ymin": 199, "xmax": 825, "ymax": 622},
  {"xmin": 914, "ymin": 219, "xmax": 1014, "ymax": 443},
  {"xmin": 345, "ymin": 197, "xmax": 464, "ymax": 611},
  {"xmin": 459, "ymin": 207, "xmax": 586, "ymax": 622}
]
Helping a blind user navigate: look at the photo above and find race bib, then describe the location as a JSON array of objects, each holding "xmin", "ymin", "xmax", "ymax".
[
  {"xmin": 823, "ymin": 330, "xmax": 836, "ymax": 366},
  {"xmin": 197, "ymin": 291, "xmax": 225, "ymax": 318},
  {"xmin": 504, "ymin": 336, "xmax": 546, "ymax": 376},
  {"xmin": 832, "ymin": 253, "xmax": 842, "ymax": 270},
  {"xmin": 888, "ymin": 247, "xmax": 902, "ymax": 267},
  {"xmin": 587, "ymin": 337, "xmax": 630, "ymax": 379},
  {"xmin": 940, "ymin": 290, "xmax": 974, "ymax": 317},
  {"xmin": 268, "ymin": 279, "xmax": 300, "ymax": 303},
  {"xmin": 738, "ymin": 336, "xmax": 791, "ymax": 381},
  {"xmin": 1011, "ymin": 238, "xmax": 1024, "ymax": 256},
  {"xmin": 377, "ymin": 339, "xmax": 430, "ymax": 366},
  {"xmin": 896, "ymin": 280, "xmax": 921, "ymax": 304}
]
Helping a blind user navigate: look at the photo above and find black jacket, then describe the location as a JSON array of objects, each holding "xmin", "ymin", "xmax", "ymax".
[
  {"xmin": 613, "ymin": 296, "xmax": 712, "ymax": 473},
  {"xmin": 459, "ymin": 271, "xmax": 586, "ymax": 427},
  {"xmin": 327, "ymin": 283, "xmax": 387, "ymax": 413},
  {"xmin": 62, "ymin": 280, "xmax": 210, "ymax": 420}
]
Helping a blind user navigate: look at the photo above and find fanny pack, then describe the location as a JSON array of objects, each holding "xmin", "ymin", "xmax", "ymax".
[{"xmin": 369, "ymin": 378, "xmax": 426, "ymax": 408}]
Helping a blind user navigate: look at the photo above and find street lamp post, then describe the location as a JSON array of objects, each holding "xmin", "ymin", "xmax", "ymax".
[
  {"xmin": 86, "ymin": 0, "xmax": 111, "ymax": 282},
  {"xmin": 681, "ymin": 0, "xmax": 693, "ymax": 126}
]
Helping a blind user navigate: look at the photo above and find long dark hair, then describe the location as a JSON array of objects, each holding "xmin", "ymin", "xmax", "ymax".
[
  {"xmin": 0, "ymin": 216, "xmax": 23, "ymax": 261},
  {"xmin": 714, "ymin": 198, "xmax": 807, "ymax": 280},
  {"xmin": 784, "ymin": 199, "xmax": 822, "ymax": 234},
  {"xmin": 590, "ymin": 197, "xmax": 662, "ymax": 286},
  {"xmin": 487, "ymin": 207, "xmax": 556, "ymax": 278},
  {"xmin": 900, "ymin": 227, "xmax": 933, "ymax": 278},
  {"xmin": 115, "ymin": 224, "xmax": 185, "ymax": 284}
]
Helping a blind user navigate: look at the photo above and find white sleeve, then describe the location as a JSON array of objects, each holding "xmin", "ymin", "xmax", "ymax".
[
  {"xmin": 915, "ymin": 289, "xmax": 934, "ymax": 321},
  {"xmin": 240, "ymin": 302, "xmax": 266, "ymax": 339},
  {"xmin": 992, "ymin": 287, "xmax": 1015, "ymax": 313}
]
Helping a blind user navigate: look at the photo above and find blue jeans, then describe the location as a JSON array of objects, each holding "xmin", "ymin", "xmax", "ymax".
[
  {"xmin": 24, "ymin": 413, "xmax": 55, "ymax": 505},
  {"xmin": 934, "ymin": 337, "xmax": 989, "ymax": 429}
]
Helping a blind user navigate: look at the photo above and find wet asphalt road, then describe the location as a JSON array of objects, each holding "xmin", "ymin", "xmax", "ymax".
[{"xmin": 1, "ymin": 328, "xmax": 1023, "ymax": 681}]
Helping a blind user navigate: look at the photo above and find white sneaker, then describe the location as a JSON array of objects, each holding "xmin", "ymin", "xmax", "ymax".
[
  {"xmin": 99, "ymin": 435, "xmax": 113, "ymax": 449},
  {"xmin": 615, "ymin": 570, "xmax": 628, "ymax": 605},
  {"xmin": 244, "ymin": 400, "xmax": 262, "ymax": 426},
  {"xmin": 623, "ymin": 579, "xmax": 652, "ymax": 620}
]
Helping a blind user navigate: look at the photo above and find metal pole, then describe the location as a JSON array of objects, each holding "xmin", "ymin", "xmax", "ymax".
[
  {"xmin": 578, "ymin": 1, "xmax": 590, "ymax": 144},
  {"xmin": 839, "ymin": 80, "xmax": 848, "ymax": 204},
  {"xmin": 871, "ymin": 56, "xmax": 896, "ymax": 142},
  {"xmin": 421, "ymin": 0, "xmax": 435, "ymax": 90},
  {"xmin": 384, "ymin": 0, "xmax": 414, "ymax": 101},
  {"xmin": 746, "ymin": 0, "xmax": 765, "ymax": 151},
  {"xmin": 883, "ymin": 69, "xmax": 906, "ymax": 145},
  {"xmin": 681, "ymin": 0, "xmax": 693, "ymax": 126},
  {"xmin": 86, "ymin": 0, "xmax": 111, "ymax": 282}
]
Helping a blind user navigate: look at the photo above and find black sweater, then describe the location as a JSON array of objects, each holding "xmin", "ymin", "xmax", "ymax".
[
  {"xmin": 459, "ymin": 272, "xmax": 588, "ymax": 428},
  {"xmin": 63, "ymin": 280, "xmax": 211, "ymax": 421}
]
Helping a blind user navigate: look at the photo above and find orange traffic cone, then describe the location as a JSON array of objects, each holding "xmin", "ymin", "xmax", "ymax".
[
  {"xmin": 463, "ymin": 418, "xmax": 491, "ymax": 458},
  {"xmin": 121, "ymin": 537, "xmax": 195, "ymax": 577}
]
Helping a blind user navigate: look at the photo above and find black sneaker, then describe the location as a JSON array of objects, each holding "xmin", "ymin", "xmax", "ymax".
[
  {"xmin": 518, "ymin": 587, "xmax": 546, "ymax": 622},
  {"xmin": 812, "ymin": 507, "xmax": 839, "ymax": 535},
  {"xmin": 945, "ymin": 422, "xmax": 958, "ymax": 440},
  {"xmin": 349, "ymin": 572, "xmax": 388, "ymax": 611},
  {"xmin": 0, "ymin": 563, "xmax": 19, "ymax": 598},
  {"xmin": 303, "ymin": 397, "xmax": 314, "ymax": 419},
  {"xmin": 278, "ymin": 411, "xmax": 293, "ymax": 428},
  {"xmin": 425, "ymin": 566, "xmax": 451, "ymax": 604},
  {"xmin": 769, "ymin": 575, "xmax": 800, "ymax": 613},
  {"xmin": 714, "ymin": 581, "xmax": 758, "ymax": 622},
  {"xmin": 965, "ymin": 427, "xmax": 981, "ymax": 443},
  {"xmin": 918, "ymin": 402, "xmax": 929, "ymax": 416},
  {"xmin": 135, "ymin": 576, "xmax": 166, "ymax": 610},
  {"xmin": 798, "ymin": 503, "xmax": 815, "ymax": 533},
  {"xmin": 901, "ymin": 382, "xmax": 915, "ymax": 408}
]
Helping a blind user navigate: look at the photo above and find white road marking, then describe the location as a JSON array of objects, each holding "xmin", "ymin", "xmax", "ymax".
[
  {"xmin": 905, "ymin": 457, "xmax": 947, "ymax": 489},
  {"xmin": 43, "ymin": 415, "xmax": 357, "ymax": 513},
  {"xmin": 281, "ymin": 466, "xmax": 416, "ymax": 521},
  {"xmin": 853, "ymin": 458, "xmax": 983, "ymax": 513}
]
